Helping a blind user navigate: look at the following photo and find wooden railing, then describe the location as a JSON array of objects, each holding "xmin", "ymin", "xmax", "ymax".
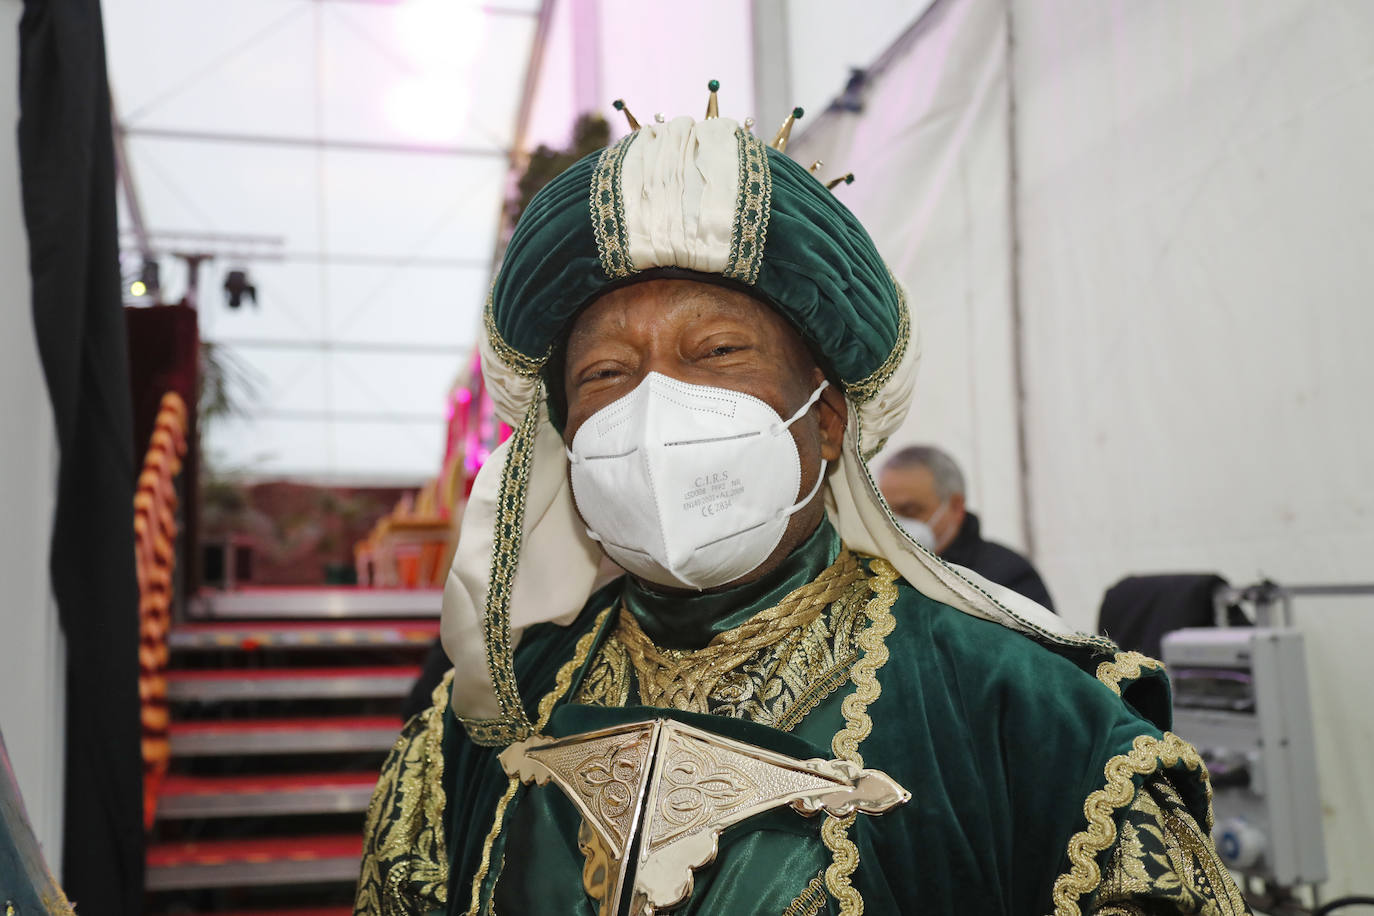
[{"xmin": 134, "ymin": 391, "xmax": 188, "ymax": 829}]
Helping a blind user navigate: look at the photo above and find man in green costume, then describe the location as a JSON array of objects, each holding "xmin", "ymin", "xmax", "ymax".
[{"xmin": 355, "ymin": 89, "xmax": 1251, "ymax": 916}]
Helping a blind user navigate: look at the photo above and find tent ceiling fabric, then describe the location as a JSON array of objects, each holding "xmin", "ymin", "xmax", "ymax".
[
  {"xmin": 105, "ymin": 0, "xmax": 541, "ymax": 483},
  {"xmin": 104, "ymin": 0, "xmax": 944, "ymax": 483}
]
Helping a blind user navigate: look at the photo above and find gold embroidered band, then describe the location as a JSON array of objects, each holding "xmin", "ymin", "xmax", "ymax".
[
  {"xmin": 722, "ymin": 128, "xmax": 772, "ymax": 286},
  {"xmin": 591, "ymin": 134, "xmax": 637, "ymax": 280}
]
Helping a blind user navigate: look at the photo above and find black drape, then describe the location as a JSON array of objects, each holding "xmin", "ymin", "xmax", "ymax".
[{"xmin": 18, "ymin": 0, "xmax": 144, "ymax": 911}]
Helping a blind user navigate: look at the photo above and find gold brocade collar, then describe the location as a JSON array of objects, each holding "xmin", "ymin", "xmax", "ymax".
[{"xmin": 613, "ymin": 549, "xmax": 866, "ymax": 711}]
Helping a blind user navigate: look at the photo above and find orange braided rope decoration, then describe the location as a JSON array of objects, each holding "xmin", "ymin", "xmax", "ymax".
[{"xmin": 134, "ymin": 392, "xmax": 188, "ymax": 829}]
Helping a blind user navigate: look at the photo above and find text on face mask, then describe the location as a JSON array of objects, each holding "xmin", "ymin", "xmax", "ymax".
[{"xmin": 682, "ymin": 471, "xmax": 746, "ymax": 515}]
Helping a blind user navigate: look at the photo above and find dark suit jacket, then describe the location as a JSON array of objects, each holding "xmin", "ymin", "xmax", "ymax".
[{"xmin": 941, "ymin": 512, "xmax": 1055, "ymax": 612}]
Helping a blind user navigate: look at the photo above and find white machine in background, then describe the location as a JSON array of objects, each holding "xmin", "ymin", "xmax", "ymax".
[{"xmin": 1163, "ymin": 624, "xmax": 1327, "ymax": 886}]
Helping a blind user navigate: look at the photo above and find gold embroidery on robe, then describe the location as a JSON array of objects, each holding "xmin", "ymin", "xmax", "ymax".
[
  {"xmin": 354, "ymin": 672, "xmax": 452, "ymax": 915},
  {"xmin": 1090, "ymin": 777, "xmax": 1251, "ymax": 915},
  {"xmin": 823, "ymin": 556, "xmax": 900, "ymax": 916},
  {"xmin": 576, "ymin": 550, "xmax": 870, "ymax": 731},
  {"xmin": 782, "ymin": 869, "xmax": 829, "ymax": 916},
  {"xmin": 576, "ymin": 631, "xmax": 632, "ymax": 708}
]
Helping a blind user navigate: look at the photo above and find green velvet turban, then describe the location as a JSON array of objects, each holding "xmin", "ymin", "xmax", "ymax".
[{"xmin": 485, "ymin": 115, "xmax": 909, "ymax": 410}]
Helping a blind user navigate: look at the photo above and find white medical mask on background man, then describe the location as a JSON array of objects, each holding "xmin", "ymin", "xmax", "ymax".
[
  {"xmin": 895, "ymin": 501, "xmax": 950, "ymax": 553},
  {"xmin": 567, "ymin": 372, "xmax": 829, "ymax": 591}
]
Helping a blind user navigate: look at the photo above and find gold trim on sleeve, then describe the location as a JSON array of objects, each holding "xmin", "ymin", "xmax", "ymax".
[
  {"xmin": 1049, "ymin": 732, "xmax": 1211, "ymax": 916},
  {"xmin": 783, "ymin": 870, "xmax": 830, "ymax": 916},
  {"xmin": 465, "ymin": 606, "xmax": 614, "ymax": 915},
  {"xmin": 1094, "ymin": 651, "xmax": 1166, "ymax": 697},
  {"xmin": 823, "ymin": 556, "xmax": 900, "ymax": 916},
  {"xmin": 1093, "ymin": 777, "xmax": 1250, "ymax": 915},
  {"xmin": 354, "ymin": 671, "xmax": 454, "ymax": 914}
]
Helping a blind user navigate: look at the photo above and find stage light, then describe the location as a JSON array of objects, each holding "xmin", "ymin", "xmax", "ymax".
[
  {"xmin": 131, "ymin": 280, "xmax": 147, "ymax": 297},
  {"xmin": 223, "ymin": 269, "xmax": 257, "ymax": 309},
  {"xmin": 140, "ymin": 259, "xmax": 161, "ymax": 295}
]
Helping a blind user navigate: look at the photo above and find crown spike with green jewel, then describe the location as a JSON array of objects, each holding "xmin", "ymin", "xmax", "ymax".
[
  {"xmin": 826, "ymin": 173, "xmax": 855, "ymax": 191},
  {"xmin": 612, "ymin": 98, "xmax": 641, "ymax": 131},
  {"xmin": 705, "ymin": 79, "xmax": 720, "ymax": 119},
  {"xmin": 771, "ymin": 106, "xmax": 804, "ymax": 152}
]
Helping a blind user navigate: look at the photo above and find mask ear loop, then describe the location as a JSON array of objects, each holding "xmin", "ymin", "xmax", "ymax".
[
  {"xmin": 771, "ymin": 380, "xmax": 830, "ymax": 435},
  {"xmin": 778, "ymin": 458, "xmax": 828, "ymax": 520},
  {"xmin": 773, "ymin": 380, "xmax": 832, "ymax": 520}
]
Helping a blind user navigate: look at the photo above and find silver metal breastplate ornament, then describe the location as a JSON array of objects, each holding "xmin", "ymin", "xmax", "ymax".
[{"xmin": 498, "ymin": 718, "xmax": 911, "ymax": 915}]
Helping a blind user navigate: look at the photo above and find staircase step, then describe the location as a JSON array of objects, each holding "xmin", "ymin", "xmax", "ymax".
[
  {"xmin": 167, "ymin": 666, "xmax": 421, "ymax": 702},
  {"xmin": 170, "ymin": 619, "xmax": 439, "ymax": 651},
  {"xmin": 170, "ymin": 716, "xmax": 400, "ymax": 756},
  {"xmin": 159, "ymin": 772, "xmax": 378, "ymax": 819},
  {"xmin": 146, "ymin": 834, "xmax": 362, "ymax": 890},
  {"xmin": 191, "ymin": 587, "xmax": 442, "ymax": 619}
]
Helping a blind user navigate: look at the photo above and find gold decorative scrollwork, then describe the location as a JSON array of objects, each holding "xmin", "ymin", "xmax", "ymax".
[
  {"xmin": 1094, "ymin": 651, "xmax": 1166, "ymax": 697},
  {"xmin": 823, "ymin": 556, "xmax": 900, "ymax": 916}
]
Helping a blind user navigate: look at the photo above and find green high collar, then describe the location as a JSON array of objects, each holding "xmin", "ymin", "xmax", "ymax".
[{"xmin": 620, "ymin": 519, "xmax": 842, "ymax": 651}]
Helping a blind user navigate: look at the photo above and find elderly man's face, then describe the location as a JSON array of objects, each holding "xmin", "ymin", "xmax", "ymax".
[
  {"xmin": 562, "ymin": 278, "xmax": 848, "ymax": 585},
  {"xmin": 878, "ymin": 464, "xmax": 965, "ymax": 554}
]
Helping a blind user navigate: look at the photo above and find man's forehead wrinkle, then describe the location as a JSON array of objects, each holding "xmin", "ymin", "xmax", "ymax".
[{"xmin": 570, "ymin": 280, "xmax": 761, "ymax": 352}]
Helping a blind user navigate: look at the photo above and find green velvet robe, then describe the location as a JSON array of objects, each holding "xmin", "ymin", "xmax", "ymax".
[{"xmin": 355, "ymin": 522, "xmax": 1250, "ymax": 916}]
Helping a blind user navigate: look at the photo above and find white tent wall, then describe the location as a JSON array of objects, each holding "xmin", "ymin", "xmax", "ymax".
[
  {"xmin": 1013, "ymin": 0, "xmax": 1374, "ymax": 894},
  {"xmin": 790, "ymin": 0, "xmax": 1374, "ymax": 895},
  {"xmin": 0, "ymin": 0, "xmax": 67, "ymax": 868},
  {"xmin": 788, "ymin": 0, "xmax": 1030, "ymax": 575}
]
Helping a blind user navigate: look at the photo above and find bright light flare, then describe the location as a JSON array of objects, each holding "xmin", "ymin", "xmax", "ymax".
[
  {"xmin": 386, "ymin": 0, "xmax": 485, "ymax": 142},
  {"xmin": 130, "ymin": 280, "xmax": 148, "ymax": 296}
]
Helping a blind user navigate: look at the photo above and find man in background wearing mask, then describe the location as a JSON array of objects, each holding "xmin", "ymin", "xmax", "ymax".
[
  {"xmin": 354, "ymin": 94, "xmax": 1247, "ymax": 916},
  {"xmin": 879, "ymin": 444, "xmax": 1056, "ymax": 612}
]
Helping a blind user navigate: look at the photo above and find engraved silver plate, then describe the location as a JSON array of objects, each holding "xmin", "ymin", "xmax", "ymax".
[{"xmin": 499, "ymin": 719, "xmax": 910, "ymax": 914}]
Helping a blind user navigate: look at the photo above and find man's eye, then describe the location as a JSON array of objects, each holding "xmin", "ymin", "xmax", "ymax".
[
  {"xmin": 708, "ymin": 345, "xmax": 743, "ymax": 357},
  {"xmin": 580, "ymin": 367, "xmax": 623, "ymax": 384}
]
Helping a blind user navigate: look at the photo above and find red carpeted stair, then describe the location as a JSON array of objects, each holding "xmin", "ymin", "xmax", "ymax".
[{"xmin": 146, "ymin": 588, "xmax": 441, "ymax": 913}]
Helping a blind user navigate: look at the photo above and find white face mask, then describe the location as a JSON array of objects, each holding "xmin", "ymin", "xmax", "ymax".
[
  {"xmin": 895, "ymin": 502, "xmax": 949, "ymax": 553},
  {"xmin": 567, "ymin": 372, "xmax": 829, "ymax": 591}
]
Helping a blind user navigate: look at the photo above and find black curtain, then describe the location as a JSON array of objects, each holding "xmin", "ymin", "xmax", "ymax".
[{"xmin": 18, "ymin": 0, "xmax": 144, "ymax": 911}]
